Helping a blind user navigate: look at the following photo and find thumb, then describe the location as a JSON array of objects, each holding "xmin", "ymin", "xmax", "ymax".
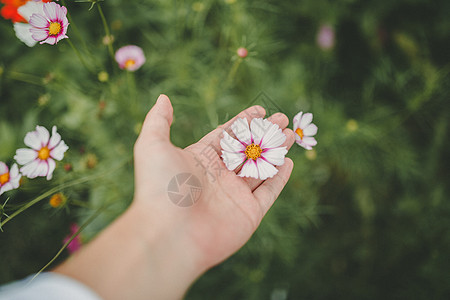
[{"xmin": 140, "ymin": 94, "xmax": 173, "ymax": 142}]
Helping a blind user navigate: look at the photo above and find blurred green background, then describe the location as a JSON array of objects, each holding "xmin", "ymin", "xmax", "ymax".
[{"xmin": 1, "ymin": 0, "xmax": 449, "ymax": 299}]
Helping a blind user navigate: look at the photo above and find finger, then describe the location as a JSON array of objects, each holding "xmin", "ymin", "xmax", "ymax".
[
  {"xmin": 139, "ymin": 94, "xmax": 173, "ymax": 142},
  {"xmin": 253, "ymin": 157, "xmax": 294, "ymax": 217},
  {"xmin": 243, "ymin": 127, "xmax": 295, "ymax": 191},
  {"xmin": 196, "ymin": 105, "xmax": 266, "ymax": 152}
]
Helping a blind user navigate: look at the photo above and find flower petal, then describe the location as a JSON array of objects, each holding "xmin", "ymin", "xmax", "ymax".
[
  {"xmin": 24, "ymin": 128, "xmax": 43, "ymax": 150},
  {"xmin": 302, "ymin": 136, "xmax": 317, "ymax": 147},
  {"xmin": 221, "ymin": 151, "xmax": 246, "ymax": 171},
  {"xmin": 33, "ymin": 160, "xmax": 49, "ymax": 178},
  {"xmin": 43, "ymin": 2, "xmax": 58, "ymax": 20},
  {"xmin": 50, "ymin": 140, "xmax": 68, "ymax": 161},
  {"xmin": 17, "ymin": 1, "xmax": 45, "ymax": 22},
  {"xmin": 255, "ymin": 158, "xmax": 279, "ymax": 180},
  {"xmin": 231, "ymin": 118, "xmax": 252, "ymax": 146},
  {"xmin": 0, "ymin": 162, "xmax": 8, "ymax": 174},
  {"xmin": 29, "ymin": 13, "xmax": 48, "ymax": 29},
  {"xmin": 36, "ymin": 126, "xmax": 50, "ymax": 147},
  {"xmin": 14, "ymin": 148, "xmax": 38, "ymax": 165},
  {"xmin": 20, "ymin": 159, "xmax": 40, "ymax": 179},
  {"xmin": 48, "ymin": 126, "xmax": 62, "ymax": 149},
  {"xmin": 220, "ymin": 131, "xmax": 245, "ymax": 153},
  {"xmin": 250, "ymin": 118, "xmax": 270, "ymax": 146},
  {"xmin": 299, "ymin": 113, "xmax": 313, "ymax": 129},
  {"xmin": 46, "ymin": 158, "xmax": 56, "ymax": 180},
  {"xmin": 293, "ymin": 111, "xmax": 303, "ymax": 130},
  {"xmin": 260, "ymin": 123, "xmax": 286, "ymax": 149},
  {"xmin": 9, "ymin": 164, "xmax": 21, "ymax": 188},
  {"xmin": 30, "ymin": 27, "xmax": 49, "ymax": 42},
  {"xmin": 0, "ymin": 182, "xmax": 13, "ymax": 195},
  {"xmin": 262, "ymin": 147, "xmax": 287, "ymax": 166},
  {"xmin": 303, "ymin": 123, "xmax": 318, "ymax": 136},
  {"xmin": 238, "ymin": 159, "xmax": 259, "ymax": 179},
  {"xmin": 13, "ymin": 23, "xmax": 37, "ymax": 47}
]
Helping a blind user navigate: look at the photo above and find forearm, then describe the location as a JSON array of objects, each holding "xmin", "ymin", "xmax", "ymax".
[{"xmin": 53, "ymin": 201, "xmax": 204, "ymax": 300}]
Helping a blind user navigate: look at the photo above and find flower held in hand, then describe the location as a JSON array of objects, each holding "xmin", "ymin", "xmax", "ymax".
[
  {"xmin": 221, "ymin": 118, "xmax": 287, "ymax": 180},
  {"xmin": 14, "ymin": 125, "xmax": 68, "ymax": 180},
  {"xmin": 293, "ymin": 112, "xmax": 318, "ymax": 150}
]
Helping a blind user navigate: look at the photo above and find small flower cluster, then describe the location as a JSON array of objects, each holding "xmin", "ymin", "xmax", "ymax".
[
  {"xmin": 0, "ymin": 126, "xmax": 68, "ymax": 196},
  {"xmin": 1, "ymin": 0, "xmax": 69, "ymax": 47},
  {"xmin": 220, "ymin": 111, "xmax": 318, "ymax": 180}
]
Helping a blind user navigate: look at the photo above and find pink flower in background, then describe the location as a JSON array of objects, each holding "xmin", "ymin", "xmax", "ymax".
[
  {"xmin": 63, "ymin": 223, "xmax": 82, "ymax": 254},
  {"xmin": 14, "ymin": 125, "xmax": 69, "ymax": 180},
  {"xmin": 316, "ymin": 24, "xmax": 335, "ymax": 50},
  {"xmin": 0, "ymin": 162, "xmax": 21, "ymax": 196},
  {"xmin": 293, "ymin": 112, "xmax": 318, "ymax": 150},
  {"xmin": 237, "ymin": 47, "xmax": 248, "ymax": 58},
  {"xmin": 115, "ymin": 45, "xmax": 146, "ymax": 71},
  {"xmin": 220, "ymin": 118, "xmax": 288, "ymax": 180},
  {"xmin": 28, "ymin": 1, "xmax": 69, "ymax": 45}
]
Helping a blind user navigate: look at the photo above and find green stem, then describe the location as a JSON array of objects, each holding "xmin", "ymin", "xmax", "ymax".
[
  {"xmin": 30, "ymin": 203, "xmax": 108, "ymax": 281},
  {"xmin": 66, "ymin": 38, "xmax": 94, "ymax": 73},
  {"xmin": 7, "ymin": 71, "xmax": 44, "ymax": 86},
  {"xmin": 97, "ymin": 3, "xmax": 115, "ymax": 60},
  {"xmin": 60, "ymin": 0, "xmax": 91, "ymax": 56},
  {"xmin": 126, "ymin": 71, "xmax": 138, "ymax": 115},
  {"xmin": 225, "ymin": 58, "xmax": 242, "ymax": 87}
]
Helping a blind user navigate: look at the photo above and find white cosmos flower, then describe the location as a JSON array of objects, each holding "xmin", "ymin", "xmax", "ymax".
[
  {"xmin": 0, "ymin": 162, "xmax": 21, "ymax": 196},
  {"xmin": 293, "ymin": 111, "xmax": 318, "ymax": 150},
  {"xmin": 14, "ymin": 126, "xmax": 68, "ymax": 180},
  {"xmin": 220, "ymin": 118, "xmax": 288, "ymax": 180}
]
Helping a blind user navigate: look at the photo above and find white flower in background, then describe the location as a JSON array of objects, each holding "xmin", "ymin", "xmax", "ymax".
[
  {"xmin": 293, "ymin": 112, "xmax": 318, "ymax": 150},
  {"xmin": 14, "ymin": 126, "xmax": 68, "ymax": 180},
  {"xmin": 0, "ymin": 162, "xmax": 21, "ymax": 196},
  {"xmin": 13, "ymin": 1, "xmax": 45, "ymax": 47},
  {"xmin": 220, "ymin": 118, "xmax": 288, "ymax": 180}
]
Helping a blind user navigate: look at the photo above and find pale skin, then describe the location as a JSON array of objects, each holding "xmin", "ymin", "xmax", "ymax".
[{"xmin": 54, "ymin": 94, "xmax": 295, "ymax": 299}]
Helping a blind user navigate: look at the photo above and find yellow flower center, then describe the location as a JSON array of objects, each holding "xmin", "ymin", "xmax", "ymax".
[
  {"xmin": 295, "ymin": 128, "xmax": 304, "ymax": 140},
  {"xmin": 124, "ymin": 59, "xmax": 136, "ymax": 69},
  {"xmin": 49, "ymin": 193, "xmax": 66, "ymax": 208},
  {"xmin": 38, "ymin": 146, "xmax": 50, "ymax": 160},
  {"xmin": 0, "ymin": 172, "xmax": 9, "ymax": 185},
  {"xmin": 245, "ymin": 144, "xmax": 262, "ymax": 160},
  {"xmin": 48, "ymin": 22, "xmax": 62, "ymax": 36}
]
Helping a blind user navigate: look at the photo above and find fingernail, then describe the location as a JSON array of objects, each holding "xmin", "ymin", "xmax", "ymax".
[{"xmin": 157, "ymin": 94, "xmax": 168, "ymax": 103}]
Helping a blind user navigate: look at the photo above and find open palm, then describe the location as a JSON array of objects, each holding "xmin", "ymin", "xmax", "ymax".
[{"xmin": 133, "ymin": 95, "xmax": 295, "ymax": 270}]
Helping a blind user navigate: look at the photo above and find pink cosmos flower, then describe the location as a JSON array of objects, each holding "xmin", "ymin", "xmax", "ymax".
[
  {"xmin": 14, "ymin": 125, "xmax": 69, "ymax": 180},
  {"xmin": 316, "ymin": 24, "xmax": 335, "ymax": 50},
  {"xmin": 220, "ymin": 118, "xmax": 288, "ymax": 180},
  {"xmin": 293, "ymin": 112, "xmax": 318, "ymax": 150},
  {"xmin": 28, "ymin": 1, "xmax": 69, "ymax": 45},
  {"xmin": 0, "ymin": 162, "xmax": 21, "ymax": 196},
  {"xmin": 115, "ymin": 45, "xmax": 146, "ymax": 71},
  {"xmin": 63, "ymin": 223, "xmax": 82, "ymax": 254}
]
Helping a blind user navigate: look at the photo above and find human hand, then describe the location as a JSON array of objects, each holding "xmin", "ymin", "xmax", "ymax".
[
  {"xmin": 133, "ymin": 94, "xmax": 295, "ymax": 271},
  {"xmin": 54, "ymin": 94, "xmax": 295, "ymax": 300}
]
